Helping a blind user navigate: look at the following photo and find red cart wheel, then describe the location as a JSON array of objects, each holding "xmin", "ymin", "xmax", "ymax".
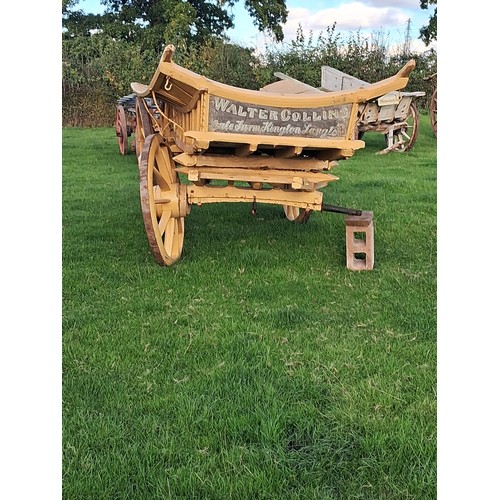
[
  {"xmin": 430, "ymin": 89, "xmax": 437, "ymax": 137},
  {"xmin": 115, "ymin": 105, "xmax": 128, "ymax": 155},
  {"xmin": 130, "ymin": 115, "xmax": 137, "ymax": 153}
]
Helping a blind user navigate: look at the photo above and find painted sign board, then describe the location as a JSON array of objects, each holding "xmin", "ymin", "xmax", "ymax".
[{"xmin": 208, "ymin": 96, "xmax": 352, "ymax": 139}]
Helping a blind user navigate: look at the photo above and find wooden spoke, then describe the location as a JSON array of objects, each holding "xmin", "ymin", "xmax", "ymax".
[
  {"xmin": 157, "ymin": 144, "xmax": 176, "ymax": 185},
  {"xmin": 152, "ymin": 166, "xmax": 171, "ymax": 191},
  {"xmin": 283, "ymin": 204, "xmax": 312, "ymax": 223},
  {"xmin": 115, "ymin": 105, "xmax": 128, "ymax": 155},
  {"xmin": 164, "ymin": 217, "xmax": 184, "ymax": 258},
  {"xmin": 430, "ymin": 89, "xmax": 437, "ymax": 137},
  {"xmin": 388, "ymin": 102, "xmax": 420, "ymax": 152},
  {"xmin": 139, "ymin": 134, "xmax": 188, "ymax": 265},
  {"xmin": 158, "ymin": 210, "xmax": 170, "ymax": 235},
  {"xmin": 135, "ymin": 97, "xmax": 153, "ymax": 161}
]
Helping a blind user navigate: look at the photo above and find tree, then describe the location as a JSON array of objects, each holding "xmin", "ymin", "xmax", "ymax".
[
  {"xmin": 63, "ymin": 0, "xmax": 288, "ymax": 53},
  {"xmin": 419, "ymin": 0, "xmax": 437, "ymax": 45},
  {"xmin": 62, "ymin": 0, "xmax": 79, "ymax": 14}
]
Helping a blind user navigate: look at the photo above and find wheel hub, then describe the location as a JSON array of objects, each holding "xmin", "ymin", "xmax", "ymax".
[{"xmin": 154, "ymin": 184, "xmax": 190, "ymax": 219}]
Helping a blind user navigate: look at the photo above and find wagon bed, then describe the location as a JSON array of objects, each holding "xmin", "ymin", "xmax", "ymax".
[{"xmin": 118, "ymin": 44, "xmax": 416, "ymax": 265}]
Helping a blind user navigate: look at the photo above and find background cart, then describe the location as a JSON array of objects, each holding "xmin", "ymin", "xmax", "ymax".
[
  {"xmin": 263, "ymin": 66, "xmax": 425, "ymax": 154},
  {"xmin": 115, "ymin": 94, "xmax": 136, "ymax": 155},
  {"xmin": 124, "ymin": 44, "xmax": 415, "ymax": 265},
  {"xmin": 320, "ymin": 66, "xmax": 425, "ymax": 154},
  {"xmin": 115, "ymin": 95, "xmax": 158, "ymax": 156}
]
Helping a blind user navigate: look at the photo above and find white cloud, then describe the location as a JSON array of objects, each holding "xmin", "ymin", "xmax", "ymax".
[
  {"xmin": 387, "ymin": 38, "xmax": 437, "ymax": 56},
  {"xmin": 283, "ymin": 3, "xmax": 410, "ymax": 40},
  {"xmin": 229, "ymin": 0, "xmax": 435, "ymax": 56},
  {"xmin": 365, "ymin": 0, "xmax": 419, "ymax": 8}
]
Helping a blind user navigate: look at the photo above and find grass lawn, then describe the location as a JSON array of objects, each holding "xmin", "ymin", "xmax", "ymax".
[{"xmin": 62, "ymin": 116, "xmax": 437, "ymax": 498}]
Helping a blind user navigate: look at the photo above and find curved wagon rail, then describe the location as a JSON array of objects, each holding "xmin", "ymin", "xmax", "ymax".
[{"xmin": 125, "ymin": 44, "xmax": 416, "ymax": 265}]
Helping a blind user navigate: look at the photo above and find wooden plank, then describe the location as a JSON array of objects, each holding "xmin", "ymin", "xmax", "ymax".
[
  {"xmin": 377, "ymin": 91, "xmax": 401, "ymax": 106},
  {"xmin": 176, "ymin": 89, "xmax": 207, "ymax": 113},
  {"xmin": 175, "ymin": 166, "xmax": 338, "ymax": 187},
  {"xmin": 274, "ymin": 146, "xmax": 303, "ymax": 158},
  {"xmin": 165, "ymin": 82, "xmax": 194, "ymax": 106},
  {"xmin": 346, "ymin": 103, "xmax": 359, "ymax": 143},
  {"xmin": 401, "ymin": 91, "xmax": 426, "ymax": 98},
  {"xmin": 235, "ymin": 144, "xmax": 257, "ymax": 157},
  {"xmin": 172, "ymin": 153, "xmax": 333, "ymax": 171},
  {"xmin": 187, "ymin": 184, "xmax": 324, "ymax": 210},
  {"xmin": 313, "ymin": 148, "xmax": 357, "ymax": 160},
  {"xmin": 321, "ymin": 66, "xmax": 369, "ymax": 91},
  {"xmin": 184, "ymin": 131, "xmax": 364, "ymax": 151},
  {"xmin": 395, "ymin": 96, "xmax": 414, "ymax": 118},
  {"xmin": 260, "ymin": 79, "xmax": 322, "ymax": 95}
]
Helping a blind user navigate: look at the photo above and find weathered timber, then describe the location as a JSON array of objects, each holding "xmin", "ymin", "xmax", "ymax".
[
  {"xmin": 172, "ymin": 153, "xmax": 332, "ymax": 171},
  {"xmin": 175, "ymin": 166, "xmax": 338, "ymax": 190}
]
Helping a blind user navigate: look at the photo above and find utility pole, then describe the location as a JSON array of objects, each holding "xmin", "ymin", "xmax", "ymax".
[{"xmin": 403, "ymin": 18, "xmax": 412, "ymax": 57}]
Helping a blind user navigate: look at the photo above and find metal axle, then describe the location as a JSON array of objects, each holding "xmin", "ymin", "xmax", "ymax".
[{"xmin": 321, "ymin": 203, "xmax": 362, "ymax": 216}]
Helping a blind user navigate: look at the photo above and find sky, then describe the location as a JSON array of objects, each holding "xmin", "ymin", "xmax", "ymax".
[{"xmin": 76, "ymin": 0, "xmax": 436, "ymax": 54}]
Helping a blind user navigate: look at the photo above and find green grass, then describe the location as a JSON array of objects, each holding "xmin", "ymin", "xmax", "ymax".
[{"xmin": 62, "ymin": 117, "xmax": 436, "ymax": 499}]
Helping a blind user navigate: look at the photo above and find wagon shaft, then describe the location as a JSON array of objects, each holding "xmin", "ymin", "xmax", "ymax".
[{"xmin": 128, "ymin": 43, "xmax": 415, "ymax": 265}]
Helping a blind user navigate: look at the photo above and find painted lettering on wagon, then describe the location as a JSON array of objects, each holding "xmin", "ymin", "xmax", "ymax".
[{"xmin": 208, "ymin": 96, "xmax": 352, "ymax": 139}]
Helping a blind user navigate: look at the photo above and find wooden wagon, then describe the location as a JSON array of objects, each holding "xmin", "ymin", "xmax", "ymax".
[
  {"xmin": 320, "ymin": 66, "xmax": 425, "ymax": 153},
  {"xmin": 127, "ymin": 44, "xmax": 415, "ymax": 265},
  {"xmin": 115, "ymin": 94, "xmax": 159, "ymax": 155},
  {"xmin": 261, "ymin": 65, "xmax": 425, "ymax": 154}
]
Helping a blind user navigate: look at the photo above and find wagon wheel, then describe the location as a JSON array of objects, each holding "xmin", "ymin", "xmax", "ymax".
[
  {"xmin": 430, "ymin": 89, "xmax": 437, "ymax": 137},
  {"xmin": 115, "ymin": 105, "xmax": 128, "ymax": 155},
  {"xmin": 135, "ymin": 97, "xmax": 153, "ymax": 160},
  {"xmin": 130, "ymin": 115, "xmax": 137, "ymax": 153},
  {"xmin": 283, "ymin": 205, "xmax": 312, "ymax": 223},
  {"xmin": 139, "ymin": 133, "xmax": 190, "ymax": 266},
  {"xmin": 388, "ymin": 102, "xmax": 419, "ymax": 152}
]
